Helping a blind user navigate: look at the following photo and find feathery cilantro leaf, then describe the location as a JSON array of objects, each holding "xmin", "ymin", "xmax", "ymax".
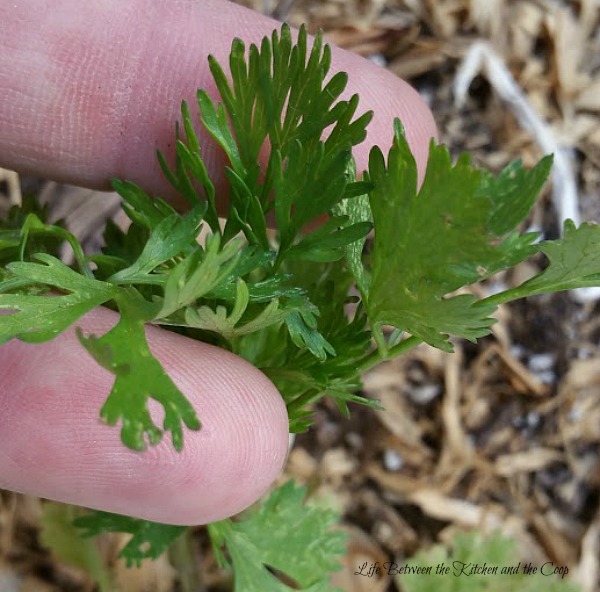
[
  {"xmin": 111, "ymin": 179, "xmax": 177, "ymax": 231},
  {"xmin": 184, "ymin": 278, "xmax": 290, "ymax": 341},
  {"xmin": 208, "ymin": 481, "xmax": 345, "ymax": 592},
  {"xmin": 190, "ymin": 23, "xmax": 372, "ymax": 256},
  {"xmin": 158, "ymin": 234, "xmax": 243, "ymax": 319}
]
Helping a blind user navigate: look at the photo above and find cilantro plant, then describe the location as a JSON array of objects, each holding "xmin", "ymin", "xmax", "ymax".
[
  {"xmin": 398, "ymin": 530, "xmax": 580, "ymax": 592},
  {"xmin": 1, "ymin": 23, "xmax": 598, "ymax": 590}
]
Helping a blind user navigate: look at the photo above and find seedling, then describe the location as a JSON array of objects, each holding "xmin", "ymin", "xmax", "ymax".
[{"xmin": 1, "ymin": 23, "xmax": 597, "ymax": 590}]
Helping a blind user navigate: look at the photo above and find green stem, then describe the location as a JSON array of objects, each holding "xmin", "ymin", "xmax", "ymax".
[
  {"xmin": 22, "ymin": 224, "xmax": 95, "ymax": 279},
  {"xmin": 286, "ymin": 388, "xmax": 322, "ymax": 417},
  {"xmin": 356, "ymin": 334, "xmax": 422, "ymax": 375},
  {"xmin": 372, "ymin": 325, "xmax": 388, "ymax": 357},
  {"xmin": 475, "ymin": 286, "xmax": 528, "ymax": 309}
]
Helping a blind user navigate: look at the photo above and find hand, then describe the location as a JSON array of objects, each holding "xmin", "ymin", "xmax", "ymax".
[{"xmin": 0, "ymin": 0, "xmax": 436, "ymax": 525}]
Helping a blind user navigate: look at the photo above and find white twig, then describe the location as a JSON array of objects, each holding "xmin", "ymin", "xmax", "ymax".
[
  {"xmin": 0, "ymin": 168, "xmax": 22, "ymax": 207},
  {"xmin": 454, "ymin": 41, "xmax": 600, "ymax": 301}
]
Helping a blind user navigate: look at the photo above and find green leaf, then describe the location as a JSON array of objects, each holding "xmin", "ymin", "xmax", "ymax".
[
  {"xmin": 398, "ymin": 530, "xmax": 580, "ymax": 592},
  {"xmin": 77, "ymin": 291, "xmax": 200, "ymax": 451},
  {"xmin": 109, "ymin": 204, "xmax": 205, "ymax": 283},
  {"xmin": 285, "ymin": 216, "xmax": 372, "ymax": 263},
  {"xmin": 208, "ymin": 481, "xmax": 345, "ymax": 592},
  {"xmin": 97, "ymin": 218, "xmax": 148, "ymax": 272},
  {"xmin": 157, "ymin": 101, "xmax": 220, "ymax": 231},
  {"xmin": 0, "ymin": 196, "xmax": 74, "ymax": 268},
  {"xmin": 0, "ymin": 254, "xmax": 116, "ymax": 344},
  {"xmin": 74, "ymin": 511, "xmax": 186, "ymax": 568},
  {"xmin": 193, "ymin": 24, "xmax": 372, "ymax": 253},
  {"xmin": 484, "ymin": 155, "xmax": 553, "ymax": 236},
  {"xmin": 273, "ymin": 141, "xmax": 352, "ymax": 256},
  {"xmin": 488, "ymin": 220, "xmax": 600, "ymax": 303},
  {"xmin": 284, "ymin": 302, "xmax": 336, "ymax": 361},
  {"xmin": 111, "ymin": 179, "xmax": 176, "ymax": 230},
  {"xmin": 332, "ymin": 161, "xmax": 373, "ymax": 295},
  {"xmin": 185, "ymin": 278, "xmax": 290, "ymax": 341},
  {"xmin": 365, "ymin": 121, "xmax": 549, "ymax": 351},
  {"xmin": 158, "ymin": 234, "xmax": 243, "ymax": 319},
  {"xmin": 197, "ymin": 89, "xmax": 244, "ymax": 173}
]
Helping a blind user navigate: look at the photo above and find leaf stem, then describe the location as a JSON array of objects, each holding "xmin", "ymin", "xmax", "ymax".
[
  {"xmin": 356, "ymin": 334, "xmax": 422, "ymax": 375},
  {"xmin": 286, "ymin": 388, "xmax": 323, "ymax": 417},
  {"xmin": 475, "ymin": 287, "xmax": 525, "ymax": 309}
]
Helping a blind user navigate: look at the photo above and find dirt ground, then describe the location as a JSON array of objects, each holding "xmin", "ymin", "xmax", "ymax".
[{"xmin": 1, "ymin": 1, "xmax": 599, "ymax": 591}]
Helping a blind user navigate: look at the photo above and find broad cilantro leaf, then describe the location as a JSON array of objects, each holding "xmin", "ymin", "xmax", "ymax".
[
  {"xmin": 487, "ymin": 220, "xmax": 600, "ymax": 304},
  {"xmin": 208, "ymin": 481, "xmax": 345, "ymax": 592},
  {"xmin": 365, "ymin": 121, "xmax": 550, "ymax": 351},
  {"xmin": 74, "ymin": 511, "xmax": 186, "ymax": 568},
  {"xmin": 0, "ymin": 254, "xmax": 116, "ymax": 344},
  {"xmin": 483, "ymin": 156, "xmax": 553, "ymax": 236},
  {"xmin": 77, "ymin": 291, "xmax": 200, "ymax": 451}
]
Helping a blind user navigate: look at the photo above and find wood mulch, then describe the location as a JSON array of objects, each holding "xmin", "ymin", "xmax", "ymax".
[{"xmin": 1, "ymin": 1, "xmax": 599, "ymax": 591}]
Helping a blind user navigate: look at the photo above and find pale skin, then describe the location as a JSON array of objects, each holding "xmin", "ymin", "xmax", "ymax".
[{"xmin": 0, "ymin": 0, "xmax": 437, "ymax": 525}]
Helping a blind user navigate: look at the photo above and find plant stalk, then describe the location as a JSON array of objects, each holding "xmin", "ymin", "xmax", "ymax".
[{"xmin": 169, "ymin": 528, "xmax": 205, "ymax": 592}]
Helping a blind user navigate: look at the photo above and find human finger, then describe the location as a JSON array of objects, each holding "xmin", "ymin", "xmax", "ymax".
[
  {"xmin": 0, "ymin": 0, "xmax": 436, "ymax": 197},
  {"xmin": 0, "ymin": 307, "xmax": 290, "ymax": 525}
]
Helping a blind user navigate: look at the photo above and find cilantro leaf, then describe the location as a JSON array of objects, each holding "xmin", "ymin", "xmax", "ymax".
[
  {"xmin": 185, "ymin": 278, "xmax": 289, "ymax": 341},
  {"xmin": 109, "ymin": 204, "xmax": 205, "ymax": 284},
  {"xmin": 190, "ymin": 24, "xmax": 372, "ymax": 254},
  {"xmin": 484, "ymin": 155, "xmax": 553, "ymax": 236},
  {"xmin": 158, "ymin": 234, "xmax": 243, "ymax": 319},
  {"xmin": 398, "ymin": 530, "xmax": 580, "ymax": 592},
  {"xmin": 208, "ymin": 481, "xmax": 345, "ymax": 591},
  {"xmin": 485, "ymin": 220, "xmax": 600, "ymax": 304},
  {"xmin": 332, "ymin": 160, "xmax": 373, "ymax": 295},
  {"xmin": 158, "ymin": 100, "xmax": 220, "ymax": 232},
  {"xmin": 284, "ymin": 302, "xmax": 336, "ymax": 361},
  {"xmin": 364, "ymin": 121, "xmax": 550, "ymax": 351},
  {"xmin": 111, "ymin": 179, "xmax": 177, "ymax": 231},
  {"xmin": 77, "ymin": 291, "xmax": 200, "ymax": 451},
  {"xmin": 74, "ymin": 511, "xmax": 186, "ymax": 568},
  {"xmin": 0, "ymin": 254, "xmax": 116, "ymax": 344}
]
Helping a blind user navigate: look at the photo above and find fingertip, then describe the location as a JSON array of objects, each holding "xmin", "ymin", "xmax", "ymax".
[
  {"xmin": 0, "ymin": 0, "xmax": 436, "ymax": 191},
  {"xmin": 0, "ymin": 308, "xmax": 290, "ymax": 525},
  {"xmin": 140, "ymin": 322, "xmax": 291, "ymax": 524}
]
